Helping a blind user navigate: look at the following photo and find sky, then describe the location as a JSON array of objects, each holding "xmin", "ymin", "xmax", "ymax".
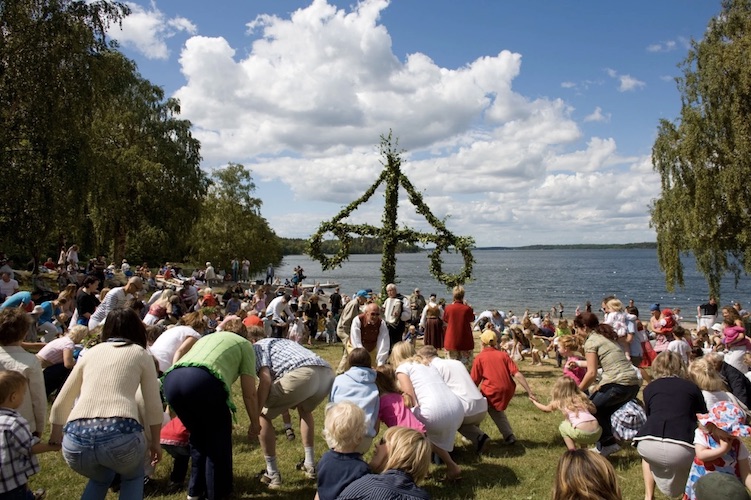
[{"xmin": 108, "ymin": 0, "xmax": 723, "ymax": 247}]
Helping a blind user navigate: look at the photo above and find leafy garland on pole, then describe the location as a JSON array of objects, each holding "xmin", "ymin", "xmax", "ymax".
[{"xmin": 307, "ymin": 131, "xmax": 475, "ymax": 296}]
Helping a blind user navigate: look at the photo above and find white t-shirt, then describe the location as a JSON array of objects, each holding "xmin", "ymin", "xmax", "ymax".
[
  {"xmin": 148, "ymin": 326, "xmax": 201, "ymax": 373},
  {"xmin": 667, "ymin": 339, "xmax": 691, "ymax": 366},
  {"xmin": 0, "ymin": 279, "xmax": 18, "ymax": 297},
  {"xmin": 430, "ymin": 357, "xmax": 487, "ymax": 418}
]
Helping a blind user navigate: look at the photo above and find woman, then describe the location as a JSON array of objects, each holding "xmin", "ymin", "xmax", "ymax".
[
  {"xmin": 337, "ymin": 426, "xmax": 431, "ymax": 500},
  {"xmin": 143, "ymin": 289, "xmax": 173, "ymax": 326},
  {"xmin": 553, "ymin": 449, "xmax": 622, "ymax": 500},
  {"xmin": 162, "ymin": 319, "xmax": 259, "ymax": 500},
  {"xmin": 649, "ymin": 304, "xmax": 673, "ymax": 353},
  {"xmin": 633, "ymin": 351, "xmax": 706, "ymax": 500},
  {"xmin": 422, "ymin": 300, "xmax": 444, "ymax": 350},
  {"xmin": 390, "ymin": 341, "xmax": 464, "ymax": 480},
  {"xmin": 49, "ymin": 308, "xmax": 163, "ymax": 499},
  {"xmin": 148, "ymin": 311, "xmax": 204, "ymax": 373},
  {"xmin": 443, "ymin": 286, "xmax": 475, "ymax": 369},
  {"xmin": 36, "ymin": 324, "xmax": 88, "ymax": 397},
  {"xmin": 75, "ymin": 276, "xmax": 100, "ymax": 326},
  {"xmin": 574, "ymin": 312, "xmax": 640, "ymax": 457},
  {"xmin": 57, "ymin": 284, "xmax": 78, "ymax": 325},
  {"xmin": 720, "ymin": 305, "xmax": 748, "ymax": 372}
]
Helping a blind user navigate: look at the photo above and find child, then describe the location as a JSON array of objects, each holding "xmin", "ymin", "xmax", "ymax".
[
  {"xmin": 603, "ymin": 298, "xmax": 630, "ymax": 360},
  {"xmin": 288, "ymin": 310, "xmax": 306, "ymax": 344},
  {"xmin": 668, "ymin": 326, "xmax": 692, "ymax": 367},
  {"xmin": 160, "ymin": 409, "xmax": 190, "ymax": 493},
  {"xmin": 558, "ymin": 335, "xmax": 586, "ymax": 386},
  {"xmin": 35, "ymin": 324, "xmax": 88, "ymax": 397},
  {"xmin": 530, "ymin": 376, "xmax": 602, "ymax": 450},
  {"xmin": 552, "ymin": 319, "xmax": 572, "ymax": 367},
  {"xmin": 721, "ymin": 318, "xmax": 751, "ymax": 351},
  {"xmin": 374, "ymin": 366, "xmax": 426, "ymax": 433},
  {"xmin": 315, "ymin": 402, "xmax": 370, "ymax": 500},
  {"xmin": 329, "ymin": 348, "xmax": 379, "ymax": 453},
  {"xmin": 0, "ymin": 371, "xmax": 59, "ymax": 500},
  {"xmin": 324, "ymin": 311, "xmax": 337, "ymax": 344},
  {"xmin": 684, "ymin": 401, "xmax": 751, "ymax": 500},
  {"xmin": 553, "ymin": 449, "xmax": 622, "ymax": 500},
  {"xmin": 403, "ymin": 324, "xmax": 417, "ymax": 344},
  {"xmin": 470, "ymin": 330, "xmax": 536, "ymax": 445}
]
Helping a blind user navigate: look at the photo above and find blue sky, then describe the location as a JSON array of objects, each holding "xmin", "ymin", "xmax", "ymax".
[{"xmin": 110, "ymin": 0, "xmax": 721, "ymax": 247}]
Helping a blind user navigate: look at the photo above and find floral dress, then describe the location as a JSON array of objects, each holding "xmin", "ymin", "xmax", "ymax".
[{"xmin": 683, "ymin": 429, "xmax": 749, "ymax": 499}]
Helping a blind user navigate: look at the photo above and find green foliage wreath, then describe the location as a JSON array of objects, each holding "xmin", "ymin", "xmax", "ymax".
[{"xmin": 307, "ymin": 132, "xmax": 474, "ymax": 293}]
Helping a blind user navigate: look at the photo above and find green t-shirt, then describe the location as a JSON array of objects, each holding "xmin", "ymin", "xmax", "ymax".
[
  {"xmin": 165, "ymin": 330, "xmax": 256, "ymax": 412},
  {"xmin": 584, "ymin": 332, "xmax": 639, "ymax": 387}
]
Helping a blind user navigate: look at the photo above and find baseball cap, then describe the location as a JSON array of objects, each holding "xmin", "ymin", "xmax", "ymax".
[
  {"xmin": 355, "ymin": 290, "xmax": 369, "ymax": 298},
  {"xmin": 649, "ymin": 303, "xmax": 660, "ymax": 312},
  {"xmin": 480, "ymin": 330, "xmax": 497, "ymax": 345}
]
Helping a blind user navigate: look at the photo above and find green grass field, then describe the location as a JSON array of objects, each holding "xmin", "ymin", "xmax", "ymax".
[{"xmin": 32, "ymin": 340, "xmax": 655, "ymax": 499}]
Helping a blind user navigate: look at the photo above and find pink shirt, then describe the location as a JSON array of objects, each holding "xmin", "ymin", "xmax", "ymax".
[
  {"xmin": 377, "ymin": 392, "xmax": 426, "ymax": 433},
  {"xmin": 566, "ymin": 408, "xmax": 597, "ymax": 428},
  {"xmin": 37, "ymin": 336, "xmax": 74, "ymax": 365}
]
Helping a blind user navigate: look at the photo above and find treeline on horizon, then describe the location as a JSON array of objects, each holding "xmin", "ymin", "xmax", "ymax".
[{"xmin": 476, "ymin": 242, "xmax": 657, "ymax": 250}]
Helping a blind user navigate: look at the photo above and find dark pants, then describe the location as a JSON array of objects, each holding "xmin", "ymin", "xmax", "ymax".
[
  {"xmin": 43, "ymin": 363, "xmax": 72, "ymax": 397},
  {"xmin": 163, "ymin": 367, "xmax": 233, "ymax": 500},
  {"xmin": 387, "ymin": 322, "xmax": 405, "ymax": 352},
  {"xmin": 590, "ymin": 383, "xmax": 640, "ymax": 446},
  {"xmin": 0, "ymin": 485, "xmax": 32, "ymax": 500},
  {"xmin": 163, "ymin": 444, "xmax": 190, "ymax": 485}
]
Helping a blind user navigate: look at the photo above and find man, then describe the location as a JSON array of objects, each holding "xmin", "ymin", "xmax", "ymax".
[
  {"xmin": 409, "ymin": 288, "xmax": 426, "ymax": 328},
  {"xmin": 0, "ymin": 272, "xmax": 19, "ymax": 301},
  {"xmin": 88, "ymin": 277, "xmax": 143, "ymax": 329},
  {"xmin": 349, "ymin": 302, "xmax": 390, "ymax": 368},
  {"xmin": 242, "ymin": 258, "xmax": 251, "ymax": 282},
  {"xmin": 335, "ymin": 290, "xmax": 369, "ymax": 373},
  {"xmin": 250, "ymin": 334, "xmax": 334, "ymax": 489},
  {"xmin": 472, "ymin": 309, "xmax": 505, "ymax": 332},
  {"xmin": 265, "ymin": 293, "xmax": 293, "ymax": 338},
  {"xmin": 697, "ymin": 296, "xmax": 719, "ymax": 330},
  {"xmin": 204, "ymin": 262, "xmax": 216, "ymax": 285},
  {"xmin": 0, "ymin": 290, "xmax": 40, "ymax": 311},
  {"xmin": 231, "ymin": 257, "xmax": 240, "ymax": 283},
  {"xmin": 265, "ymin": 263, "xmax": 274, "ymax": 285},
  {"xmin": 418, "ymin": 345, "xmax": 489, "ymax": 453},
  {"xmin": 382, "ymin": 284, "xmax": 411, "ymax": 350},
  {"xmin": 328, "ymin": 287, "xmax": 342, "ymax": 319}
]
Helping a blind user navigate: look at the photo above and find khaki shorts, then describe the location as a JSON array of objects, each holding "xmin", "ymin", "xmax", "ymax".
[
  {"xmin": 263, "ymin": 365, "xmax": 334, "ymax": 419},
  {"xmin": 559, "ymin": 420, "xmax": 602, "ymax": 445}
]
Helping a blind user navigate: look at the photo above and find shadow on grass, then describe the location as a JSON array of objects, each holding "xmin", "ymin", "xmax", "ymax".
[
  {"xmin": 424, "ymin": 462, "xmax": 520, "ymax": 499},
  {"xmin": 232, "ymin": 472, "xmax": 317, "ymax": 499}
]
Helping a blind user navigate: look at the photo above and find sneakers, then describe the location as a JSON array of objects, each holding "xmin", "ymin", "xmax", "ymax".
[
  {"xmin": 504, "ymin": 434, "xmax": 517, "ymax": 445},
  {"xmin": 295, "ymin": 459, "xmax": 316, "ymax": 479},
  {"xmin": 285, "ymin": 427, "xmax": 295, "ymax": 441},
  {"xmin": 32, "ymin": 490, "xmax": 46, "ymax": 500},
  {"xmin": 477, "ymin": 433, "xmax": 490, "ymax": 455},
  {"xmin": 259, "ymin": 470, "xmax": 282, "ymax": 489},
  {"xmin": 593, "ymin": 442, "xmax": 621, "ymax": 457}
]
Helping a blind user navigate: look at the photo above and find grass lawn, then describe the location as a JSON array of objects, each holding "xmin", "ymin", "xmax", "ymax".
[{"xmin": 32, "ymin": 339, "xmax": 654, "ymax": 499}]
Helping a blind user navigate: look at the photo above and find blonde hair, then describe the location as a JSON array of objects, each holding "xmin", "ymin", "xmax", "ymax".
[
  {"xmin": 322, "ymin": 401, "xmax": 366, "ymax": 452},
  {"xmin": 67, "ymin": 325, "xmax": 89, "ymax": 344},
  {"xmin": 0, "ymin": 370, "xmax": 26, "ymax": 404},
  {"xmin": 689, "ymin": 357, "xmax": 728, "ymax": 392},
  {"xmin": 452, "ymin": 285, "xmax": 465, "ymax": 301},
  {"xmin": 550, "ymin": 376, "xmax": 595, "ymax": 415},
  {"xmin": 557, "ymin": 335, "xmax": 581, "ymax": 353},
  {"xmin": 382, "ymin": 426, "xmax": 431, "ymax": 483},
  {"xmin": 389, "ymin": 341, "xmax": 419, "ymax": 368},
  {"xmin": 552, "ymin": 449, "xmax": 622, "ymax": 500},
  {"xmin": 221, "ymin": 318, "xmax": 247, "ymax": 338},
  {"xmin": 605, "ymin": 298, "xmax": 623, "ymax": 313},
  {"xmin": 651, "ymin": 351, "xmax": 687, "ymax": 379}
]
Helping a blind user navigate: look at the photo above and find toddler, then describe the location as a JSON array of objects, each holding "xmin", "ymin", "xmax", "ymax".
[
  {"xmin": 551, "ymin": 319, "xmax": 572, "ymax": 367},
  {"xmin": 558, "ymin": 335, "xmax": 586, "ymax": 386},
  {"xmin": 325, "ymin": 312, "xmax": 337, "ymax": 344},
  {"xmin": 160, "ymin": 409, "xmax": 190, "ymax": 493},
  {"xmin": 0, "ymin": 371, "xmax": 59, "ymax": 500},
  {"xmin": 315, "ymin": 402, "xmax": 370, "ymax": 500},
  {"xmin": 684, "ymin": 401, "xmax": 751, "ymax": 499},
  {"xmin": 530, "ymin": 376, "xmax": 602, "ymax": 450},
  {"xmin": 287, "ymin": 310, "xmax": 307, "ymax": 344},
  {"xmin": 403, "ymin": 325, "xmax": 417, "ymax": 344},
  {"xmin": 667, "ymin": 326, "xmax": 692, "ymax": 366},
  {"xmin": 603, "ymin": 298, "xmax": 630, "ymax": 360}
]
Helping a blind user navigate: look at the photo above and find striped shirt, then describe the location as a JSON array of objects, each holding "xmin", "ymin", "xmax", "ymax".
[
  {"xmin": 336, "ymin": 470, "xmax": 430, "ymax": 500},
  {"xmin": 252, "ymin": 338, "xmax": 329, "ymax": 380}
]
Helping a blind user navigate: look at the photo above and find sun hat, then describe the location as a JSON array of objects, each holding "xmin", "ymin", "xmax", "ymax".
[
  {"xmin": 480, "ymin": 330, "xmax": 497, "ymax": 345},
  {"xmin": 355, "ymin": 290, "xmax": 369, "ymax": 298},
  {"xmin": 694, "ymin": 469, "xmax": 751, "ymax": 500},
  {"xmin": 711, "ymin": 323, "xmax": 724, "ymax": 333},
  {"xmin": 30, "ymin": 305, "xmax": 44, "ymax": 316},
  {"xmin": 697, "ymin": 401, "xmax": 751, "ymax": 437},
  {"xmin": 649, "ymin": 303, "xmax": 661, "ymax": 312}
]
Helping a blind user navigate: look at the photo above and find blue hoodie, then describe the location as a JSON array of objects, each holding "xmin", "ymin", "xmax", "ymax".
[{"xmin": 330, "ymin": 366, "xmax": 380, "ymax": 438}]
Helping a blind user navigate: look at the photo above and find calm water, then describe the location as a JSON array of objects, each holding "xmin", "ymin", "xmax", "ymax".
[{"xmin": 271, "ymin": 249, "xmax": 751, "ymax": 317}]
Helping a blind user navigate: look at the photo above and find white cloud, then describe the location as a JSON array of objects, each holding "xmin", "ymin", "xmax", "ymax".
[
  {"xmin": 170, "ymin": 0, "xmax": 659, "ymax": 245},
  {"xmin": 605, "ymin": 68, "xmax": 646, "ymax": 92},
  {"xmin": 110, "ymin": 1, "xmax": 197, "ymax": 60},
  {"xmin": 647, "ymin": 40, "xmax": 677, "ymax": 52},
  {"xmin": 584, "ymin": 106, "xmax": 610, "ymax": 123}
]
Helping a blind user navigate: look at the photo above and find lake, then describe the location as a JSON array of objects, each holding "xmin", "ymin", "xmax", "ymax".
[{"xmin": 271, "ymin": 249, "xmax": 751, "ymax": 318}]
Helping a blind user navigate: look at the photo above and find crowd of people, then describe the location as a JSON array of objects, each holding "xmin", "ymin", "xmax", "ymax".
[{"xmin": 0, "ymin": 254, "xmax": 751, "ymax": 499}]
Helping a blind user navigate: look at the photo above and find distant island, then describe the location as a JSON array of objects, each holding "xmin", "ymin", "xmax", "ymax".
[{"xmin": 476, "ymin": 242, "xmax": 657, "ymax": 250}]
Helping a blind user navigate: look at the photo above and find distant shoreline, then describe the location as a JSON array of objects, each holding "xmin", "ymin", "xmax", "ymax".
[{"xmin": 474, "ymin": 242, "xmax": 657, "ymax": 251}]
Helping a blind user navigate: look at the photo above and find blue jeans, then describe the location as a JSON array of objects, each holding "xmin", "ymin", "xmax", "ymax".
[
  {"xmin": 62, "ymin": 427, "xmax": 146, "ymax": 500},
  {"xmin": 590, "ymin": 383, "xmax": 640, "ymax": 446}
]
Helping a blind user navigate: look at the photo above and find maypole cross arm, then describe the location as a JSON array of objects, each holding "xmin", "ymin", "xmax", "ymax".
[{"xmin": 306, "ymin": 131, "xmax": 475, "ymax": 291}]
